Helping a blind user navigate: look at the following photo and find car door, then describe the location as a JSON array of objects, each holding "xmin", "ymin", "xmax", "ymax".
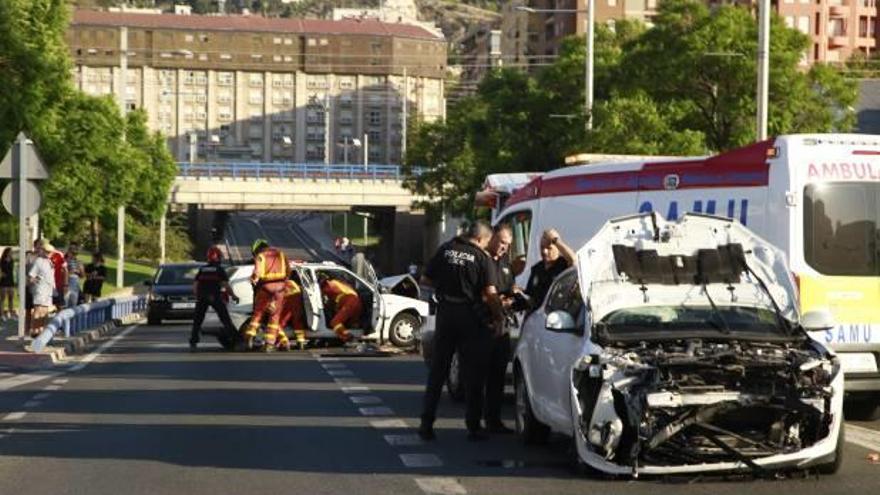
[
  {"xmin": 297, "ymin": 267, "xmax": 324, "ymax": 331},
  {"xmin": 528, "ymin": 269, "xmax": 586, "ymax": 432},
  {"xmin": 359, "ymin": 259, "xmax": 385, "ymax": 334}
]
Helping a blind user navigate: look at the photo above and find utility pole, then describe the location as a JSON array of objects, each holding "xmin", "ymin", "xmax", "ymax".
[
  {"xmin": 117, "ymin": 26, "xmax": 128, "ymax": 289},
  {"xmin": 585, "ymin": 0, "xmax": 594, "ymax": 131},
  {"xmin": 756, "ymin": 0, "xmax": 770, "ymax": 140},
  {"xmin": 402, "ymin": 67, "xmax": 407, "ymax": 161},
  {"xmin": 324, "ymin": 94, "xmax": 331, "ymax": 165},
  {"xmin": 343, "ymin": 135, "xmax": 349, "ymax": 164}
]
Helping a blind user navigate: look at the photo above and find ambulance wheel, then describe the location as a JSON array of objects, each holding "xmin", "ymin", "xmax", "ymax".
[
  {"xmin": 389, "ymin": 312, "xmax": 419, "ymax": 348},
  {"xmin": 845, "ymin": 395, "xmax": 880, "ymax": 421}
]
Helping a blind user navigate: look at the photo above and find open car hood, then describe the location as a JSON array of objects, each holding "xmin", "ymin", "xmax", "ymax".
[{"xmin": 576, "ymin": 213, "xmax": 800, "ymax": 325}]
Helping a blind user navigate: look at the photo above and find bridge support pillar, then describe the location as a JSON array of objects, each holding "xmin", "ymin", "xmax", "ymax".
[
  {"xmin": 187, "ymin": 206, "xmax": 226, "ymax": 260},
  {"xmin": 389, "ymin": 209, "xmax": 426, "ymax": 275}
]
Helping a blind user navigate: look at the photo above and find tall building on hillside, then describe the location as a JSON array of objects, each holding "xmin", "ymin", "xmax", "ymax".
[
  {"xmin": 509, "ymin": 0, "xmax": 876, "ymax": 65},
  {"xmin": 67, "ymin": 9, "xmax": 447, "ymax": 164}
]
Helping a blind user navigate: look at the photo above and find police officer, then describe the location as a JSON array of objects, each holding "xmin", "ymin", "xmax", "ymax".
[
  {"xmin": 418, "ymin": 221, "xmax": 502, "ymax": 442},
  {"xmin": 190, "ymin": 246, "xmax": 239, "ymax": 351},
  {"xmin": 484, "ymin": 223, "xmax": 515, "ymax": 434}
]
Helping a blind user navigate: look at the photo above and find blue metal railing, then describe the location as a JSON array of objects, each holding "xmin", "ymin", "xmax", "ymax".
[
  {"xmin": 31, "ymin": 296, "xmax": 148, "ymax": 353},
  {"xmin": 176, "ymin": 162, "xmax": 424, "ymax": 181}
]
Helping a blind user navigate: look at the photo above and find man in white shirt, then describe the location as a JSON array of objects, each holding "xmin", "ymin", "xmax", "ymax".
[{"xmin": 28, "ymin": 241, "xmax": 56, "ymax": 337}]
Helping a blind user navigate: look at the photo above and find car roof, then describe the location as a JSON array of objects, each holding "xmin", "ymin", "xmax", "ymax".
[{"xmin": 157, "ymin": 262, "xmax": 205, "ymax": 269}]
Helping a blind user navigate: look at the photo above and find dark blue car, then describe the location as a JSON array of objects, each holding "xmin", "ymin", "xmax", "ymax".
[{"xmin": 145, "ymin": 262, "xmax": 205, "ymax": 325}]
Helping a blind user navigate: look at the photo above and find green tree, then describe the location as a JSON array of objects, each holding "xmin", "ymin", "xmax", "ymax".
[
  {"xmin": 0, "ymin": 0, "xmax": 71, "ymax": 152},
  {"xmin": 124, "ymin": 110, "xmax": 178, "ymax": 224}
]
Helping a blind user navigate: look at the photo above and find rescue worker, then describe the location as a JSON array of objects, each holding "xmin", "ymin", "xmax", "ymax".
[
  {"xmin": 190, "ymin": 246, "xmax": 239, "ymax": 351},
  {"xmin": 418, "ymin": 221, "xmax": 502, "ymax": 442},
  {"xmin": 484, "ymin": 223, "xmax": 515, "ymax": 434},
  {"xmin": 244, "ymin": 239, "xmax": 289, "ymax": 352},
  {"xmin": 318, "ymin": 273, "xmax": 361, "ymax": 343},
  {"xmin": 278, "ymin": 270, "xmax": 307, "ymax": 349}
]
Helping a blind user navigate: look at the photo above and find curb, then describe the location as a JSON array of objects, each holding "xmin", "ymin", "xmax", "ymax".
[{"xmin": 0, "ymin": 313, "xmax": 144, "ymax": 371}]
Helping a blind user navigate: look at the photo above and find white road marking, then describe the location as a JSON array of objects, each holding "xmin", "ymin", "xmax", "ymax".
[
  {"xmin": 333, "ymin": 378, "xmax": 363, "ymax": 385},
  {"xmin": 358, "ymin": 406, "xmax": 394, "ymax": 416},
  {"xmin": 399, "ymin": 453, "xmax": 443, "ymax": 468},
  {"xmin": 22, "ymin": 400, "xmax": 41, "ymax": 409},
  {"xmin": 370, "ymin": 419, "xmax": 408, "ymax": 429},
  {"xmin": 43, "ymin": 385, "xmax": 61, "ymax": 391},
  {"xmin": 349, "ymin": 395, "xmax": 383, "ymax": 405},
  {"xmin": 3, "ymin": 412, "xmax": 26, "ymax": 421},
  {"xmin": 414, "ymin": 478, "xmax": 467, "ymax": 495},
  {"xmin": 51, "ymin": 378, "xmax": 68, "ymax": 385},
  {"xmin": 846, "ymin": 424, "xmax": 880, "ymax": 452},
  {"xmin": 69, "ymin": 324, "xmax": 139, "ymax": 372},
  {"xmin": 315, "ymin": 356, "xmax": 340, "ymax": 362},
  {"xmin": 383, "ymin": 434, "xmax": 425, "ymax": 447},
  {"xmin": 340, "ymin": 386, "xmax": 370, "ymax": 394},
  {"xmin": 320, "ymin": 363, "xmax": 347, "ymax": 369},
  {"xmin": 32, "ymin": 393, "xmax": 50, "ymax": 400},
  {"xmin": 0, "ymin": 371, "xmax": 61, "ymax": 392},
  {"xmin": 327, "ymin": 370, "xmax": 355, "ymax": 377}
]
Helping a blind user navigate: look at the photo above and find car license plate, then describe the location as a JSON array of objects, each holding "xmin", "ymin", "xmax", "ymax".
[
  {"xmin": 838, "ymin": 353, "xmax": 878, "ymax": 373},
  {"xmin": 172, "ymin": 302, "xmax": 196, "ymax": 309}
]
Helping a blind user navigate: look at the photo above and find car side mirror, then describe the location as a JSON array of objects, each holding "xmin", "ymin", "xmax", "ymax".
[
  {"xmin": 802, "ymin": 309, "xmax": 836, "ymax": 332},
  {"xmin": 546, "ymin": 310, "xmax": 577, "ymax": 333}
]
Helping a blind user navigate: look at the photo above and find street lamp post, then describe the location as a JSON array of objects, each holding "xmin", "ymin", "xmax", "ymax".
[{"xmin": 517, "ymin": 3, "xmax": 594, "ymax": 130}]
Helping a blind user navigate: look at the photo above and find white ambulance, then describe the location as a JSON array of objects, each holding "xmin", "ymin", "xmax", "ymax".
[{"xmin": 481, "ymin": 134, "xmax": 880, "ymax": 419}]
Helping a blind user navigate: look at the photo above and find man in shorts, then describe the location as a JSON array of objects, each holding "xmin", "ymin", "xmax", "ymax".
[{"xmin": 27, "ymin": 241, "xmax": 56, "ymax": 337}]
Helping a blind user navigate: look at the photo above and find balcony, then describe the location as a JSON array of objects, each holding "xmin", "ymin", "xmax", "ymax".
[
  {"xmin": 829, "ymin": 35, "xmax": 849, "ymax": 48},
  {"xmin": 830, "ymin": 5, "xmax": 848, "ymax": 16}
]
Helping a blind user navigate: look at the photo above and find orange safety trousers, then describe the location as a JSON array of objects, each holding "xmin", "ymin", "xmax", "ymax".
[
  {"xmin": 245, "ymin": 281, "xmax": 286, "ymax": 345},
  {"xmin": 279, "ymin": 281, "xmax": 306, "ymax": 344},
  {"xmin": 330, "ymin": 293, "xmax": 363, "ymax": 337}
]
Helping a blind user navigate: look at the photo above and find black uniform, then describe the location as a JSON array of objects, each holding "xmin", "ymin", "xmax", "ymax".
[
  {"xmin": 190, "ymin": 263, "xmax": 237, "ymax": 346},
  {"xmin": 525, "ymin": 257, "xmax": 571, "ymax": 308},
  {"xmin": 484, "ymin": 256, "xmax": 514, "ymax": 428},
  {"xmin": 421, "ymin": 236, "xmax": 494, "ymax": 434}
]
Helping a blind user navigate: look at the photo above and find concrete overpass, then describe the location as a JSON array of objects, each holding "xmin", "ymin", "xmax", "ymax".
[{"xmin": 169, "ymin": 162, "xmax": 434, "ymax": 272}]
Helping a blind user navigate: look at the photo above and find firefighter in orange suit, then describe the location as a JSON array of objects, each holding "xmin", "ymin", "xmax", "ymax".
[
  {"xmin": 278, "ymin": 275, "xmax": 307, "ymax": 349},
  {"xmin": 318, "ymin": 273, "xmax": 361, "ymax": 342},
  {"xmin": 245, "ymin": 239, "xmax": 289, "ymax": 352}
]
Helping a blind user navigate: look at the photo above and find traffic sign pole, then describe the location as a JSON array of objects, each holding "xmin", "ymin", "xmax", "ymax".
[{"xmin": 17, "ymin": 137, "xmax": 28, "ymax": 341}]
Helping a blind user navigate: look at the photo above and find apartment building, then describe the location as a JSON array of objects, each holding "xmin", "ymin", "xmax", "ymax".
[{"xmin": 67, "ymin": 10, "xmax": 447, "ymax": 164}]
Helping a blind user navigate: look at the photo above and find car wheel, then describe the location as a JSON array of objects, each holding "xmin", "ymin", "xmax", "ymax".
[
  {"xmin": 845, "ymin": 396, "xmax": 880, "ymax": 421},
  {"xmin": 816, "ymin": 423, "xmax": 845, "ymax": 475},
  {"xmin": 445, "ymin": 351, "xmax": 465, "ymax": 402},
  {"xmin": 515, "ymin": 367, "xmax": 550, "ymax": 445},
  {"xmin": 388, "ymin": 312, "xmax": 419, "ymax": 348},
  {"xmin": 147, "ymin": 315, "xmax": 161, "ymax": 326}
]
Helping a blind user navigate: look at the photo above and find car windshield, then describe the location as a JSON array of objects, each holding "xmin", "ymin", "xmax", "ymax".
[
  {"xmin": 155, "ymin": 266, "xmax": 200, "ymax": 285},
  {"xmin": 597, "ymin": 305, "xmax": 784, "ymax": 340}
]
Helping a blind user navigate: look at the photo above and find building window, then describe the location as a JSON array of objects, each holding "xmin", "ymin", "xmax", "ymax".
[
  {"xmin": 249, "ymin": 74, "xmax": 263, "ymax": 86},
  {"xmin": 307, "ymin": 38, "xmax": 316, "ymax": 46},
  {"xmin": 785, "ymin": 16, "xmax": 795, "ymax": 28},
  {"xmin": 185, "ymin": 34, "xmax": 194, "ymax": 42},
  {"xmin": 273, "ymin": 55, "xmax": 282, "ymax": 62},
  {"xmin": 284, "ymin": 38, "xmax": 293, "ymax": 45},
  {"xmin": 368, "ymin": 111, "xmax": 381, "ymax": 126},
  {"xmin": 274, "ymin": 37, "xmax": 282, "ymax": 44},
  {"xmin": 218, "ymin": 72, "xmax": 233, "ymax": 85},
  {"xmin": 220, "ymin": 53, "xmax": 232, "ymax": 60},
  {"xmin": 368, "ymin": 130, "xmax": 381, "ymax": 143},
  {"xmin": 199, "ymin": 54, "xmax": 208, "ymax": 61},
  {"xmin": 608, "ymin": 0, "xmax": 617, "ymax": 5}
]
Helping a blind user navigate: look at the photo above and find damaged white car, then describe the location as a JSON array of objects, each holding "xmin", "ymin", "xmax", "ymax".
[{"xmin": 513, "ymin": 213, "xmax": 844, "ymax": 477}]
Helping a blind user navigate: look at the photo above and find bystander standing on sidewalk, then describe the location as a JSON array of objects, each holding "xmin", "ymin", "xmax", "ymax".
[
  {"xmin": 47, "ymin": 242, "xmax": 67, "ymax": 310},
  {"xmin": 0, "ymin": 248, "xmax": 15, "ymax": 320},
  {"xmin": 65, "ymin": 242, "xmax": 85, "ymax": 307},
  {"xmin": 28, "ymin": 242, "xmax": 55, "ymax": 337},
  {"xmin": 83, "ymin": 252, "xmax": 107, "ymax": 303}
]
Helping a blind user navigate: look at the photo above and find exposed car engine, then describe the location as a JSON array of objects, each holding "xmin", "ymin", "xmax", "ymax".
[{"xmin": 573, "ymin": 339, "xmax": 838, "ymax": 470}]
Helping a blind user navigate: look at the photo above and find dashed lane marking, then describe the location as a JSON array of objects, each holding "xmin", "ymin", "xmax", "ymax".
[
  {"xmin": 3, "ymin": 412, "xmax": 26, "ymax": 421},
  {"xmin": 327, "ymin": 370, "xmax": 355, "ymax": 377},
  {"xmin": 370, "ymin": 419, "xmax": 409, "ymax": 429},
  {"xmin": 51, "ymin": 378, "xmax": 68, "ymax": 385},
  {"xmin": 399, "ymin": 454, "xmax": 443, "ymax": 468},
  {"xmin": 341, "ymin": 386, "xmax": 370, "ymax": 394},
  {"xmin": 383, "ymin": 434, "xmax": 425, "ymax": 447},
  {"xmin": 349, "ymin": 395, "xmax": 383, "ymax": 405},
  {"xmin": 846, "ymin": 424, "xmax": 880, "ymax": 452},
  {"xmin": 414, "ymin": 478, "xmax": 467, "ymax": 495},
  {"xmin": 359, "ymin": 406, "xmax": 394, "ymax": 416},
  {"xmin": 22, "ymin": 400, "xmax": 41, "ymax": 409},
  {"xmin": 334, "ymin": 378, "xmax": 363, "ymax": 385},
  {"xmin": 32, "ymin": 393, "xmax": 50, "ymax": 400},
  {"xmin": 320, "ymin": 363, "xmax": 348, "ymax": 369},
  {"xmin": 43, "ymin": 385, "xmax": 61, "ymax": 391}
]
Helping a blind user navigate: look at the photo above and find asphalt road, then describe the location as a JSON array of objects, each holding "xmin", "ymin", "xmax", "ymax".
[
  {"xmin": 2, "ymin": 323, "xmax": 880, "ymax": 495},
  {"xmin": 225, "ymin": 212, "xmax": 340, "ymax": 263}
]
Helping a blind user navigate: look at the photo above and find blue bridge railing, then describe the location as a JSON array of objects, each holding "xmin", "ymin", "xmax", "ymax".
[
  {"xmin": 177, "ymin": 162, "xmax": 424, "ymax": 181},
  {"xmin": 31, "ymin": 296, "xmax": 148, "ymax": 353}
]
